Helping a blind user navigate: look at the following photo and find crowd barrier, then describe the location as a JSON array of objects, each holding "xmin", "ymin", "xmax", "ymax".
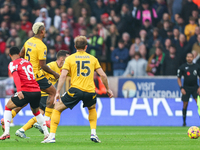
[{"xmin": 0, "ymin": 98, "xmax": 199, "ymax": 126}]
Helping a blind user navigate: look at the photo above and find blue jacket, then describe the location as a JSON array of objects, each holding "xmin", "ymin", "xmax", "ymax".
[{"xmin": 111, "ymin": 47, "xmax": 129, "ymax": 70}]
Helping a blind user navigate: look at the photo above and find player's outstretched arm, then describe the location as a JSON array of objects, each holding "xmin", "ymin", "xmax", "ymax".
[
  {"xmin": 39, "ymin": 60, "xmax": 60, "ymax": 79},
  {"xmin": 20, "ymin": 47, "xmax": 25, "ymax": 58},
  {"xmin": 55, "ymin": 69, "xmax": 69, "ymax": 103},
  {"xmin": 96, "ymin": 68, "xmax": 113, "ymax": 98}
]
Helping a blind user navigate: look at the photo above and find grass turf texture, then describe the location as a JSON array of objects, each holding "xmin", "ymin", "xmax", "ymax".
[{"xmin": 0, "ymin": 126, "xmax": 200, "ymax": 150}]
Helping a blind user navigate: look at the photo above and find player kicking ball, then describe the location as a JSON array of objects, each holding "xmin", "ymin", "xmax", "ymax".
[
  {"xmin": 42, "ymin": 36, "xmax": 113, "ymax": 143},
  {"xmin": 0, "ymin": 47, "xmax": 49, "ymax": 140}
]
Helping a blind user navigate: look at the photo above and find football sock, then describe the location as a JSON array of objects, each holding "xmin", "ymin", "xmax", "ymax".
[
  {"xmin": 197, "ymin": 96, "xmax": 200, "ymax": 116},
  {"xmin": 34, "ymin": 111, "xmax": 49, "ymax": 136},
  {"xmin": 11, "ymin": 110, "xmax": 17, "ymax": 118},
  {"xmin": 50, "ymin": 109, "xmax": 61, "ymax": 134},
  {"xmin": 4, "ymin": 106, "xmax": 12, "ymax": 134},
  {"xmin": 44, "ymin": 107, "xmax": 53, "ymax": 121},
  {"xmin": 88, "ymin": 108, "xmax": 97, "ymax": 135},
  {"xmin": 182, "ymin": 108, "xmax": 187, "ymax": 124},
  {"xmin": 22, "ymin": 117, "xmax": 37, "ymax": 131}
]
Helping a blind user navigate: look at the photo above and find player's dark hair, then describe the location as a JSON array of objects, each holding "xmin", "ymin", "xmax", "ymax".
[
  {"xmin": 37, "ymin": 25, "xmax": 45, "ymax": 34},
  {"xmin": 75, "ymin": 36, "xmax": 88, "ymax": 50},
  {"xmin": 9, "ymin": 47, "xmax": 20, "ymax": 56},
  {"xmin": 56, "ymin": 50, "xmax": 69, "ymax": 59}
]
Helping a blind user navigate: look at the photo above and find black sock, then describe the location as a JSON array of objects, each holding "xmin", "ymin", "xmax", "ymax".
[{"xmin": 182, "ymin": 109, "xmax": 187, "ymax": 124}]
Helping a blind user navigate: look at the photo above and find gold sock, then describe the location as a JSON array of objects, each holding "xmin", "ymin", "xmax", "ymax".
[
  {"xmin": 22, "ymin": 117, "xmax": 37, "ymax": 131},
  {"xmin": 45, "ymin": 107, "xmax": 53, "ymax": 118},
  {"xmin": 88, "ymin": 108, "xmax": 97, "ymax": 129},
  {"xmin": 50, "ymin": 109, "xmax": 61, "ymax": 133},
  {"xmin": 12, "ymin": 110, "xmax": 17, "ymax": 118}
]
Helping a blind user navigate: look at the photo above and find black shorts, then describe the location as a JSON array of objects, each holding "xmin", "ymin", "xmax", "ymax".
[
  {"xmin": 40, "ymin": 96, "xmax": 48, "ymax": 111},
  {"xmin": 61, "ymin": 88, "xmax": 97, "ymax": 110},
  {"xmin": 11, "ymin": 91, "xmax": 41, "ymax": 109},
  {"xmin": 182, "ymin": 86, "xmax": 198, "ymax": 102},
  {"xmin": 37, "ymin": 77, "xmax": 52, "ymax": 90}
]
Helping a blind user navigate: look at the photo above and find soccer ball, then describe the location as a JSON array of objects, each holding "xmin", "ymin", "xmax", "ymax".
[{"xmin": 188, "ymin": 126, "xmax": 200, "ymax": 139}]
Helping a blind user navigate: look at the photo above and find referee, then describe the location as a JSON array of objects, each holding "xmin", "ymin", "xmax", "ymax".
[{"xmin": 177, "ymin": 53, "xmax": 200, "ymax": 126}]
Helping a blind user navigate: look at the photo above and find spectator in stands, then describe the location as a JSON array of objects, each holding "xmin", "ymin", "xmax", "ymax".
[
  {"xmin": 48, "ymin": 0, "xmax": 57, "ymax": 21},
  {"xmin": 46, "ymin": 46, "xmax": 57, "ymax": 63},
  {"xmin": 181, "ymin": 0, "xmax": 198, "ymax": 24},
  {"xmin": 21, "ymin": 13, "xmax": 32, "ymax": 34},
  {"xmin": 163, "ymin": 38, "xmax": 171, "ymax": 54},
  {"xmin": 136, "ymin": 0, "xmax": 158, "ymax": 26},
  {"xmin": 139, "ymin": 29, "xmax": 148, "ymax": 48},
  {"xmin": 30, "ymin": 7, "xmax": 40, "ymax": 23},
  {"xmin": 192, "ymin": 34, "xmax": 200, "ymax": 54},
  {"xmin": 140, "ymin": 19, "xmax": 153, "ymax": 38},
  {"xmin": 71, "ymin": 17, "xmax": 86, "ymax": 38},
  {"xmin": 111, "ymin": 39, "xmax": 129, "ymax": 76},
  {"xmin": 0, "ymin": 21, "xmax": 10, "ymax": 40},
  {"xmin": 106, "ymin": 24, "xmax": 120, "ymax": 60},
  {"xmin": 6, "ymin": 28, "xmax": 21, "ymax": 48},
  {"xmin": 148, "ymin": 39, "xmax": 162, "ymax": 58},
  {"xmin": 15, "ymin": 22, "xmax": 27, "ymax": 48},
  {"xmin": 87, "ymin": 16, "xmax": 97, "ymax": 36},
  {"xmin": 171, "ymin": 0, "xmax": 183, "ymax": 23},
  {"xmin": 60, "ymin": 5, "xmax": 67, "ymax": 14},
  {"xmin": 72, "ymin": 0, "xmax": 91, "ymax": 19},
  {"xmin": 184, "ymin": 16, "xmax": 197, "ymax": 41},
  {"xmin": 0, "ymin": 46, "xmax": 11, "ymax": 77},
  {"xmin": 20, "ymin": 0, "xmax": 32, "ymax": 16},
  {"xmin": 60, "ymin": 0, "xmax": 71, "ymax": 9},
  {"xmin": 113, "ymin": 15, "xmax": 124, "ymax": 36},
  {"xmin": 43, "ymin": 26, "xmax": 57, "ymax": 48},
  {"xmin": 101, "ymin": 13, "xmax": 113, "ymax": 30},
  {"xmin": 106, "ymin": 0, "xmax": 120, "ymax": 15},
  {"xmin": 153, "ymin": 0, "xmax": 168, "ymax": 22},
  {"xmin": 129, "ymin": 37, "xmax": 143, "ymax": 58},
  {"xmin": 66, "ymin": 7, "xmax": 75, "ymax": 23},
  {"xmin": 188, "ymin": 26, "xmax": 200, "ymax": 46},
  {"xmin": 156, "ymin": 13, "xmax": 172, "ymax": 29},
  {"xmin": 176, "ymin": 34, "xmax": 188, "ymax": 63},
  {"xmin": 54, "ymin": 35, "xmax": 68, "ymax": 52},
  {"xmin": 10, "ymin": 4, "xmax": 20, "ymax": 22},
  {"xmin": 92, "ymin": 0, "xmax": 106, "ymax": 23},
  {"xmin": 148, "ymin": 28, "xmax": 162, "ymax": 49},
  {"xmin": 97, "ymin": 22, "xmax": 109, "ymax": 41},
  {"xmin": 63, "ymin": 28, "xmax": 74, "ymax": 53},
  {"xmin": 131, "ymin": 0, "xmax": 140, "ymax": 18},
  {"xmin": 94, "ymin": 71, "xmax": 107, "ymax": 97},
  {"xmin": 192, "ymin": 50, "xmax": 200, "ymax": 65},
  {"xmin": 88, "ymin": 27, "xmax": 103, "ymax": 58},
  {"xmin": 162, "ymin": 45, "xmax": 180, "ymax": 75},
  {"xmin": 60, "ymin": 12, "xmax": 70, "ymax": 36},
  {"xmin": 0, "ymin": 35, "xmax": 6, "ymax": 54},
  {"xmin": 81, "ymin": 7, "xmax": 90, "ymax": 26},
  {"xmin": 159, "ymin": 20, "xmax": 170, "ymax": 39},
  {"xmin": 122, "ymin": 32, "xmax": 132, "ymax": 50},
  {"xmin": 53, "ymin": 7, "xmax": 61, "ymax": 31},
  {"xmin": 123, "ymin": 52, "xmax": 147, "ymax": 77},
  {"xmin": 174, "ymin": 16, "xmax": 185, "ymax": 34},
  {"xmin": 173, "ymin": 28, "xmax": 180, "ymax": 45},
  {"xmin": 146, "ymin": 46, "xmax": 165, "ymax": 76},
  {"xmin": 192, "ymin": 9, "xmax": 199, "ymax": 24},
  {"xmin": 35, "ymin": 8, "xmax": 51, "ymax": 30}
]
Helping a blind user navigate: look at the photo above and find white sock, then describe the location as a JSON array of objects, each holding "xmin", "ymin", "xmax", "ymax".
[
  {"xmin": 91, "ymin": 129, "xmax": 96, "ymax": 135},
  {"xmin": 4, "ymin": 110, "xmax": 12, "ymax": 134},
  {"xmin": 44, "ymin": 116, "xmax": 50, "ymax": 122},
  {"xmin": 49, "ymin": 133, "xmax": 55, "ymax": 139},
  {"xmin": 19, "ymin": 128, "xmax": 25, "ymax": 132},
  {"xmin": 35, "ymin": 113, "xmax": 49, "ymax": 136}
]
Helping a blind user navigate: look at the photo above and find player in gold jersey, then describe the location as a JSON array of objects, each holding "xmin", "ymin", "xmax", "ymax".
[
  {"xmin": 20, "ymin": 22, "xmax": 59, "ymax": 124},
  {"xmin": 42, "ymin": 36, "xmax": 113, "ymax": 143},
  {"xmin": 13, "ymin": 50, "xmax": 69, "ymax": 138}
]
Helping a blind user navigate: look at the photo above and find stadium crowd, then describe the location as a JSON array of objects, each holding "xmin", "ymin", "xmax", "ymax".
[{"xmin": 0, "ymin": 0, "xmax": 200, "ymax": 77}]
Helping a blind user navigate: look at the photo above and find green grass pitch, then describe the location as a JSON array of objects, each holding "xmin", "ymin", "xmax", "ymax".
[{"xmin": 1, "ymin": 126, "xmax": 200, "ymax": 150}]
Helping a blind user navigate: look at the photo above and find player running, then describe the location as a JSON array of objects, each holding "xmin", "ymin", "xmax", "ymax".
[
  {"xmin": 42, "ymin": 36, "xmax": 113, "ymax": 143},
  {"xmin": 20, "ymin": 22, "xmax": 59, "ymax": 123},
  {"xmin": 14, "ymin": 50, "xmax": 69, "ymax": 138},
  {"xmin": 0, "ymin": 47, "xmax": 49, "ymax": 140}
]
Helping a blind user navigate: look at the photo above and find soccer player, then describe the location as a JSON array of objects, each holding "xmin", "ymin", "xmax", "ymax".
[
  {"xmin": 0, "ymin": 47, "xmax": 49, "ymax": 140},
  {"xmin": 42, "ymin": 36, "xmax": 113, "ymax": 143},
  {"xmin": 20, "ymin": 22, "xmax": 59, "ymax": 123},
  {"xmin": 177, "ymin": 53, "xmax": 200, "ymax": 126},
  {"xmin": 14, "ymin": 50, "xmax": 69, "ymax": 138}
]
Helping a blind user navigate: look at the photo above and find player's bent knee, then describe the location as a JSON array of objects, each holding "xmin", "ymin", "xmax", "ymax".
[
  {"xmin": 88, "ymin": 104, "xmax": 96, "ymax": 110},
  {"xmin": 55, "ymin": 101, "xmax": 67, "ymax": 112}
]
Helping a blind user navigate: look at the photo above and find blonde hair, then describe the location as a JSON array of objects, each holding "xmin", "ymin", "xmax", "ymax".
[
  {"xmin": 74, "ymin": 36, "xmax": 87, "ymax": 49},
  {"xmin": 32, "ymin": 22, "xmax": 44, "ymax": 34}
]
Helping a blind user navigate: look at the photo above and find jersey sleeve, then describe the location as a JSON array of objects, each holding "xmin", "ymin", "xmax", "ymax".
[
  {"xmin": 94, "ymin": 58, "xmax": 101, "ymax": 70},
  {"xmin": 62, "ymin": 57, "xmax": 70, "ymax": 70},
  {"xmin": 177, "ymin": 65, "xmax": 183, "ymax": 78},
  {"xmin": 38, "ymin": 44, "xmax": 47, "ymax": 60},
  {"xmin": 8, "ymin": 62, "xmax": 18, "ymax": 73}
]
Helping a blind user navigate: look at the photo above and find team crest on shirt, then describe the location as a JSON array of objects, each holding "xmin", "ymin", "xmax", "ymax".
[
  {"xmin": 193, "ymin": 70, "xmax": 197, "ymax": 75},
  {"xmin": 44, "ymin": 50, "xmax": 47, "ymax": 55}
]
